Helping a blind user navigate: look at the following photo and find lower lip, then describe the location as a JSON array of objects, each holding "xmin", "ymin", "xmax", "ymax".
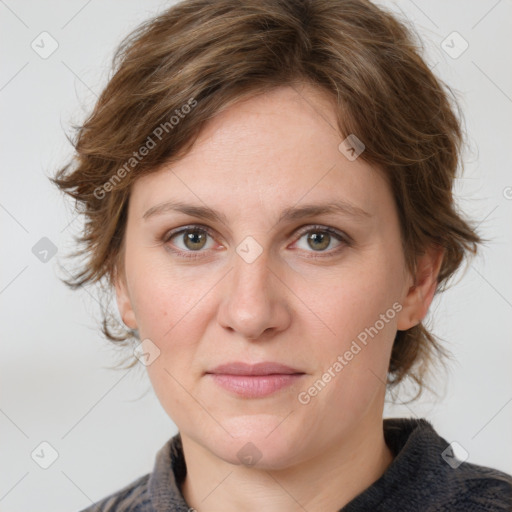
[{"xmin": 208, "ymin": 373, "xmax": 304, "ymax": 398}]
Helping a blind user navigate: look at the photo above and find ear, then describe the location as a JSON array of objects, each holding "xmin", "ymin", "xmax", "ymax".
[
  {"xmin": 113, "ymin": 266, "xmax": 137, "ymax": 330},
  {"xmin": 396, "ymin": 244, "xmax": 444, "ymax": 331}
]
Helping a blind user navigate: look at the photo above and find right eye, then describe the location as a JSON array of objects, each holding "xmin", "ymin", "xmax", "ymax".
[{"xmin": 163, "ymin": 225, "xmax": 219, "ymax": 259}]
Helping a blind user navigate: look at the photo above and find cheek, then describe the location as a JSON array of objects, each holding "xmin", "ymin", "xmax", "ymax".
[
  {"xmin": 300, "ymin": 253, "xmax": 402, "ymax": 401},
  {"xmin": 125, "ymin": 258, "xmax": 214, "ymax": 389},
  {"xmin": 315, "ymin": 264, "xmax": 401, "ymax": 347},
  {"xmin": 133, "ymin": 269, "xmax": 208, "ymax": 426},
  {"xmin": 126, "ymin": 253, "xmax": 206, "ymax": 339},
  {"xmin": 131, "ymin": 282, "xmax": 174, "ymax": 338}
]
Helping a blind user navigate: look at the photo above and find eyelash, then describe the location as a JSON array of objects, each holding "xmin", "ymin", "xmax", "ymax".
[{"xmin": 161, "ymin": 224, "xmax": 352, "ymax": 260}]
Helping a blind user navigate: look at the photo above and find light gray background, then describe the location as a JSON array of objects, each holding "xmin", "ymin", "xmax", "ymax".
[{"xmin": 1, "ymin": 1, "xmax": 511, "ymax": 510}]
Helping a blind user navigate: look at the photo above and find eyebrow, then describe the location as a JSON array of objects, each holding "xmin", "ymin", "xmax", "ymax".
[{"xmin": 142, "ymin": 199, "xmax": 372, "ymax": 224}]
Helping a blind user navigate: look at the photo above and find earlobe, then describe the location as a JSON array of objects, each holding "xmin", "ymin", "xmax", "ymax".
[
  {"xmin": 114, "ymin": 268, "xmax": 137, "ymax": 330},
  {"xmin": 396, "ymin": 244, "xmax": 444, "ymax": 331}
]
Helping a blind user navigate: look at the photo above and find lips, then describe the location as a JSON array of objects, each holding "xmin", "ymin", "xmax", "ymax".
[
  {"xmin": 206, "ymin": 361, "xmax": 305, "ymax": 398},
  {"xmin": 207, "ymin": 361, "xmax": 304, "ymax": 376}
]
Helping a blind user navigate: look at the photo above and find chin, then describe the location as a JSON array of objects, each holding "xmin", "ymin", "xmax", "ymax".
[
  {"xmin": 215, "ymin": 441, "xmax": 299, "ymax": 471},
  {"xmin": 203, "ymin": 416, "xmax": 303, "ymax": 470}
]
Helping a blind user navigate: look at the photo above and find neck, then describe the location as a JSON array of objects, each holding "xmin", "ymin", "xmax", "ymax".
[{"xmin": 180, "ymin": 410, "xmax": 394, "ymax": 512}]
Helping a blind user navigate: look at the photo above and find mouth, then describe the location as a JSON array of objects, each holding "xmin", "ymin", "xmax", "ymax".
[{"xmin": 205, "ymin": 361, "xmax": 306, "ymax": 398}]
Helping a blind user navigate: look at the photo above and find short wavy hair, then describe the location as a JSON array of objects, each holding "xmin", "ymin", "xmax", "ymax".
[{"xmin": 52, "ymin": 0, "xmax": 482, "ymax": 401}]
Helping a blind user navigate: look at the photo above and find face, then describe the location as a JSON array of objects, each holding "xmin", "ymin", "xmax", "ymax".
[{"xmin": 115, "ymin": 84, "xmax": 439, "ymax": 469}]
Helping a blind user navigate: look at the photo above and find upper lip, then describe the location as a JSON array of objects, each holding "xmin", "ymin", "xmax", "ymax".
[{"xmin": 207, "ymin": 362, "xmax": 304, "ymax": 376}]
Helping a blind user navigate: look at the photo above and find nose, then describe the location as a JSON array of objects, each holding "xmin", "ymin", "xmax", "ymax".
[{"xmin": 216, "ymin": 246, "xmax": 291, "ymax": 341}]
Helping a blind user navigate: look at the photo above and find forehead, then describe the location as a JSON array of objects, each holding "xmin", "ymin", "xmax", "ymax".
[
  {"xmin": 130, "ymin": 85, "xmax": 391, "ymax": 221},
  {"xmin": 185, "ymin": 84, "xmax": 342, "ymax": 169}
]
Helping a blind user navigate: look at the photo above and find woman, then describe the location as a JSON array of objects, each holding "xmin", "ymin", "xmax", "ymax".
[{"xmin": 53, "ymin": 0, "xmax": 512, "ymax": 510}]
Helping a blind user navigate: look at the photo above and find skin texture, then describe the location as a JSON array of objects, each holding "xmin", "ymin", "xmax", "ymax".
[{"xmin": 115, "ymin": 84, "xmax": 443, "ymax": 511}]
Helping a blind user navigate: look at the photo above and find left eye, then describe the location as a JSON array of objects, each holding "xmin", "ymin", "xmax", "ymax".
[{"xmin": 292, "ymin": 226, "xmax": 348, "ymax": 255}]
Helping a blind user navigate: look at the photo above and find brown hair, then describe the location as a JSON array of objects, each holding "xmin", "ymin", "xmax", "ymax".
[{"xmin": 52, "ymin": 0, "xmax": 482, "ymax": 401}]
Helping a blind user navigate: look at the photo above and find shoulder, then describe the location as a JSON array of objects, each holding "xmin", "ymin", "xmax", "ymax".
[
  {"xmin": 78, "ymin": 473, "xmax": 152, "ymax": 512},
  {"xmin": 379, "ymin": 418, "xmax": 512, "ymax": 512},
  {"xmin": 436, "ymin": 460, "xmax": 512, "ymax": 511}
]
